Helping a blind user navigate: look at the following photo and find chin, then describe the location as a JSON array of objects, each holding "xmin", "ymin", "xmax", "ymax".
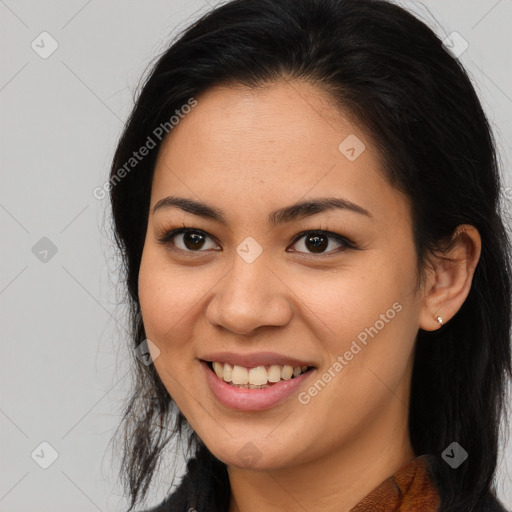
[{"xmin": 199, "ymin": 432, "xmax": 308, "ymax": 471}]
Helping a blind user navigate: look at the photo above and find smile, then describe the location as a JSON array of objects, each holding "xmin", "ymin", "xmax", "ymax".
[
  {"xmin": 200, "ymin": 357, "xmax": 317, "ymax": 411},
  {"xmin": 207, "ymin": 361, "xmax": 313, "ymax": 388}
]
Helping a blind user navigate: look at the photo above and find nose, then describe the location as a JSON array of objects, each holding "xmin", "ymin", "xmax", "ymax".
[{"xmin": 205, "ymin": 251, "xmax": 293, "ymax": 336}]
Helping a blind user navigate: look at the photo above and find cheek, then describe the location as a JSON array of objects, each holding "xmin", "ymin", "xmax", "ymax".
[
  {"xmin": 137, "ymin": 250, "xmax": 204, "ymax": 414},
  {"xmin": 297, "ymin": 290, "xmax": 417, "ymax": 450},
  {"xmin": 299, "ymin": 246, "xmax": 420, "ymax": 405},
  {"xmin": 297, "ymin": 249, "xmax": 417, "ymax": 341},
  {"xmin": 137, "ymin": 250, "xmax": 200, "ymax": 350}
]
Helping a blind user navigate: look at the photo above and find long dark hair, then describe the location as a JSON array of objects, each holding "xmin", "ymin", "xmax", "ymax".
[{"xmin": 108, "ymin": 0, "xmax": 512, "ymax": 510}]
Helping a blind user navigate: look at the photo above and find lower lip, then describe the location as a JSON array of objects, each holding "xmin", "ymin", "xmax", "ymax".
[{"xmin": 201, "ymin": 360, "xmax": 315, "ymax": 411}]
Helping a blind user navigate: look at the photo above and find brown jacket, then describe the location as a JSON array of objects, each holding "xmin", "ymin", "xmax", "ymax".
[{"xmin": 350, "ymin": 455, "xmax": 441, "ymax": 511}]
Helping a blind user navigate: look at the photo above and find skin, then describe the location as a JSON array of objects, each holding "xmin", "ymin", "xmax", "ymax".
[{"xmin": 138, "ymin": 79, "xmax": 481, "ymax": 512}]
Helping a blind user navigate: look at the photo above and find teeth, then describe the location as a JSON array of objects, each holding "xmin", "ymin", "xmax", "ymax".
[
  {"xmin": 209, "ymin": 361, "xmax": 310, "ymax": 385},
  {"xmin": 213, "ymin": 361, "xmax": 223, "ymax": 379},
  {"xmin": 281, "ymin": 365, "xmax": 293, "ymax": 380},
  {"xmin": 223, "ymin": 363, "xmax": 232, "ymax": 382},
  {"xmin": 232, "ymin": 365, "xmax": 249, "ymax": 384},
  {"xmin": 267, "ymin": 365, "xmax": 281, "ymax": 382},
  {"xmin": 249, "ymin": 366, "xmax": 268, "ymax": 385}
]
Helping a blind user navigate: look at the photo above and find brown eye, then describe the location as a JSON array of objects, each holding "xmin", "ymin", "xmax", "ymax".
[
  {"xmin": 182, "ymin": 232, "xmax": 206, "ymax": 250},
  {"xmin": 289, "ymin": 230, "xmax": 353, "ymax": 255},
  {"xmin": 304, "ymin": 233, "xmax": 329, "ymax": 253},
  {"xmin": 158, "ymin": 228, "xmax": 220, "ymax": 252}
]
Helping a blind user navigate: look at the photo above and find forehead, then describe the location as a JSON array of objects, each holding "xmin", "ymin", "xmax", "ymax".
[{"xmin": 150, "ymin": 80, "xmax": 410, "ymax": 227}]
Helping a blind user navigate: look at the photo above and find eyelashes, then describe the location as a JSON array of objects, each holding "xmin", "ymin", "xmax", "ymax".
[
  {"xmin": 157, "ymin": 227, "xmax": 221, "ymax": 253},
  {"xmin": 288, "ymin": 230, "xmax": 355, "ymax": 255},
  {"xmin": 156, "ymin": 226, "xmax": 356, "ymax": 257}
]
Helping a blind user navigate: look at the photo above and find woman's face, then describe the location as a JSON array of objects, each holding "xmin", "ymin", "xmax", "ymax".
[{"xmin": 138, "ymin": 79, "xmax": 425, "ymax": 470}]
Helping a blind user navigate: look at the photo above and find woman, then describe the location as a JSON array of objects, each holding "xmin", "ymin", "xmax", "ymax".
[{"xmin": 109, "ymin": 0, "xmax": 512, "ymax": 510}]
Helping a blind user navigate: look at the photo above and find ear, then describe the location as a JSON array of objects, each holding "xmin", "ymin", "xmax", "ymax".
[{"xmin": 418, "ymin": 224, "xmax": 482, "ymax": 331}]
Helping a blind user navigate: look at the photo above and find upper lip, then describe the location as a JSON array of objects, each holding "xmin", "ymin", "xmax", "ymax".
[{"xmin": 200, "ymin": 351, "xmax": 316, "ymax": 369}]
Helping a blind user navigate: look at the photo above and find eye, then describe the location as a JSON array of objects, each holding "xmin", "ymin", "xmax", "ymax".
[
  {"xmin": 288, "ymin": 230, "xmax": 354, "ymax": 255},
  {"xmin": 157, "ymin": 228, "xmax": 220, "ymax": 252},
  {"xmin": 157, "ymin": 227, "xmax": 355, "ymax": 256}
]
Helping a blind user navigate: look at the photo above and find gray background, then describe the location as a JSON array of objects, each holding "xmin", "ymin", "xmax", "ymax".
[{"xmin": 1, "ymin": 0, "xmax": 511, "ymax": 510}]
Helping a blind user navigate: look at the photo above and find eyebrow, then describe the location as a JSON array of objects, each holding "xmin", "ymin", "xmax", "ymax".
[{"xmin": 152, "ymin": 195, "xmax": 372, "ymax": 225}]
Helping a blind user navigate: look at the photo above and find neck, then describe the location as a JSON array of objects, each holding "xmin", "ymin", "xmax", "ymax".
[{"xmin": 227, "ymin": 397, "xmax": 415, "ymax": 512}]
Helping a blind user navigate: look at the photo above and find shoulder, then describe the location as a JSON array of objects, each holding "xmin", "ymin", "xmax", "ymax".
[
  {"xmin": 474, "ymin": 492, "xmax": 510, "ymax": 512},
  {"xmin": 132, "ymin": 498, "xmax": 173, "ymax": 512},
  {"xmin": 132, "ymin": 446, "xmax": 229, "ymax": 512},
  {"xmin": 132, "ymin": 495, "xmax": 189, "ymax": 512},
  {"xmin": 132, "ymin": 484, "xmax": 193, "ymax": 512},
  {"xmin": 134, "ymin": 504, "xmax": 166, "ymax": 512},
  {"xmin": 422, "ymin": 454, "xmax": 510, "ymax": 512}
]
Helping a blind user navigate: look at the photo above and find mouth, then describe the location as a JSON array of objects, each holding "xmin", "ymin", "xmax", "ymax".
[
  {"xmin": 200, "ymin": 358, "xmax": 317, "ymax": 411},
  {"xmin": 203, "ymin": 360, "xmax": 316, "ymax": 389}
]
